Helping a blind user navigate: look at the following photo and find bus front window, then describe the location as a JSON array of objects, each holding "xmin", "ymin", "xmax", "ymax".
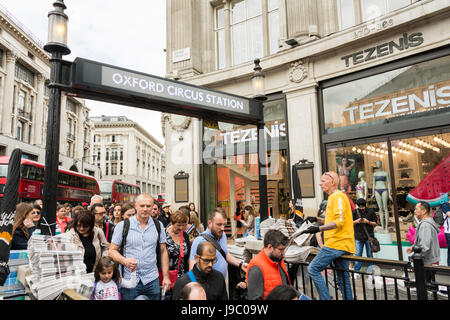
[{"xmin": 0, "ymin": 165, "xmax": 8, "ymax": 178}]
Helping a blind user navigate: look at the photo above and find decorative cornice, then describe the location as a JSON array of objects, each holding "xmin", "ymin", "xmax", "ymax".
[
  {"xmin": 0, "ymin": 15, "xmax": 50, "ymax": 64},
  {"xmin": 94, "ymin": 120, "xmax": 164, "ymax": 148}
]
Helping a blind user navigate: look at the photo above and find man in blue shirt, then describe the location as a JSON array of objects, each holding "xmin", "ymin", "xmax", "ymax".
[
  {"xmin": 189, "ymin": 208, "xmax": 247, "ymax": 281},
  {"xmin": 109, "ymin": 193, "xmax": 171, "ymax": 300}
]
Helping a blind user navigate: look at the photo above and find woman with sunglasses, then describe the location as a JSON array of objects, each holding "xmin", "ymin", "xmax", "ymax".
[
  {"xmin": 31, "ymin": 204, "xmax": 42, "ymax": 226},
  {"xmin": 11, "ymin": 203, "xmax": 37, "ymax": 250}
]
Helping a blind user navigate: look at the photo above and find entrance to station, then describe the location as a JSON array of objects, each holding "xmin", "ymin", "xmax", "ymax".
[{"xmin": 56, "ymin": 57, "xmax": 269, "ymax": 223}]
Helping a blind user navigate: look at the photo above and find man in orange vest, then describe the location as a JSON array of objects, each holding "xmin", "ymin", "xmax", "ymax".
[{"xmin": 246, "ymin": 229, "xmax": 291, "ymax": 300}]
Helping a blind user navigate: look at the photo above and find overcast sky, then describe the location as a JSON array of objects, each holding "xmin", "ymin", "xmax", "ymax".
[{"xmin": 0, "ymin": 0, "xmax": 166, "ymax": 144}]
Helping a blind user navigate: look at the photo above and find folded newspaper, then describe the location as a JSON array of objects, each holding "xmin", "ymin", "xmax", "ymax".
[{"xmin": 26, "ymin": 234, "xmax": 94, "ymax": 300}]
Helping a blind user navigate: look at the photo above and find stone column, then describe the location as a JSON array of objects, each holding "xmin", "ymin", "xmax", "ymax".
[
  {"xmin": 285, "ymin": 82, "xmax": 323, "ymax": 216},
  {"xmin": 285, "ymin": 0, "xmax": 318, "ymax": 40},
  {"xmin": 2, "ymin": 51, "xmax": 18, "ymax": 137}
]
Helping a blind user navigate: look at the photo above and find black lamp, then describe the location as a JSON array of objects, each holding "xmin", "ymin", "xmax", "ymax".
[{"xmin": 42, "ymin": 0, "xmax": 71, "ymax": 235}]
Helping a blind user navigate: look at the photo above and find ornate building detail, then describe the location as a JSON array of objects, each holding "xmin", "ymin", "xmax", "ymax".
[
  {"xmin": 161, "ymin": 113, "xmax": 191, "ymax": 141},
  {"xmin": 289, "ymin": 60, "xmax": 308, "ymax": 83}
]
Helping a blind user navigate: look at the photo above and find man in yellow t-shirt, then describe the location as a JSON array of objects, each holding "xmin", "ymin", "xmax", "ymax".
[{"xmin": 302, "ymin": 171, "xmax": 355, "ymax": 300}]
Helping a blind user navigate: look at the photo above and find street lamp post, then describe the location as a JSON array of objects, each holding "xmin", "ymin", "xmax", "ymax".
[
  {"xmin": 252, "ymin": 59, "xmax": 269, "ymax": 222},
  {"xmin": 42, "ymin": 0, "xmax": 71, "ymax": 235}
]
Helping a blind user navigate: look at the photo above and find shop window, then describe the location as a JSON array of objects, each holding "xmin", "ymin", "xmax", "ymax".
[
  {"xmin": 202, "ymin": 94, "xmax": 289, "ymax": 219},
  {"xmin": 326, "ymin": 132, "xmax": 449, "ymax": 246},
  {"xmin": 323, "ymin": 55, "xmax": 450, "ymax": 135}
]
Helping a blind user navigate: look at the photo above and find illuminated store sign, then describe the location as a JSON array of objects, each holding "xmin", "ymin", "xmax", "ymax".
[{"xmin": 343, "ymin": 80, "xmax": 450, "ymax": 124}]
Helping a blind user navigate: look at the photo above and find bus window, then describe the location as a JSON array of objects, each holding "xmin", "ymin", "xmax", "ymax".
[
  {"xmin": 0, "ymin": 164, "xmax": 8, "ymax": 178},
  {"xmin": 35, "ymin": 167, "xmax": 44, "ymax": 181},
  {"xmin": 21, "ymin": 165, "xmax": 28, "ymax": 179},
  {"xmin": 28, "ymin": 166, "xmax": 36, "ymax": 180},
  {"xmin": 58, "ymin": 173, "xmax": 69, "ymax": 185}
]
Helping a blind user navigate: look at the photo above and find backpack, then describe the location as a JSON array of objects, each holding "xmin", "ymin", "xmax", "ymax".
[
  {"xmin": 433, "ymin": 206, "xmax": 447, "ymax": 226},
  {"xmin": 120, "ymin": 217, "xmax": 161, "ymax": 275}
]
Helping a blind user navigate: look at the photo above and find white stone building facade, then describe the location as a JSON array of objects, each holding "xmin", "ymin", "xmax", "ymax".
[
  {"xmin": 163, "ymin": 0, "xmax": 450, "ymax": 242},
  {"xmin": 0, "ymin": 5, "xmax": 97, "ymax": 176},
  {"xmin": 91, "ymin": 116, "xmax": 165, "ymax": 196}
]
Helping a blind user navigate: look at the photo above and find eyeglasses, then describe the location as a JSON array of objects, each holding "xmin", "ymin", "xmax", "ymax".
[
  {"xmin": 199, "ymin": 256, "xmax": 217, "ymax": 264},
  {"xmin": 76, "ymin": 224, "xmax": 90, "ymax": 229},
  {"xmin": 32, "ymin": 211, "xmax": 41, "ymax": 215}
]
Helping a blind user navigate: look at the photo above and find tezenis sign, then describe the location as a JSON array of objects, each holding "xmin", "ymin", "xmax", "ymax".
[{"xmin": 341, "ymin": 32, "xmax": 424, "ymax": 67}]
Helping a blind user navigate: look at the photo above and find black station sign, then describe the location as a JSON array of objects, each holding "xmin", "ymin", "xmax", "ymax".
[{"xmin": 69, "ymin": 58, "xmax": 263, "ymax": 124}]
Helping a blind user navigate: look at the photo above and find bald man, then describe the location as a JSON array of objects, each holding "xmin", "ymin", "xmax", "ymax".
[
  {"xmin": 303, "ymin": 171, "xmax": 355, "ymax": 300},
  {"xmin": 172, "ymin": 241, "xmax": 228, "ymax": 300},
  {"xmin": 180, "ymin": 282, "xmax": 207, "ymax": 300}
]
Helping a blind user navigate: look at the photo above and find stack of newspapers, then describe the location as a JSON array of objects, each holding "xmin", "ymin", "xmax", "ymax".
[{"xmin": 25, "ymin": 234, "xmax": 93, "ymax": 300}]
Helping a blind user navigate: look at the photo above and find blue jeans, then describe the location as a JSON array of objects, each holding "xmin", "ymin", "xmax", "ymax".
[
  {"xmin": 354, "ymin": 240, "xmax": 373, "ymax": 273},
  {"xmin": 120, "ymin": 278, "xmax": 160, "ymax": 300},
  {"xmin": 307, "ymin": 247, "xmax": 353, "ymax": 300}
]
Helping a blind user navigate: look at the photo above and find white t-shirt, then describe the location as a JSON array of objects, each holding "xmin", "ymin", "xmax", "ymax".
[
  {"xmin": 92, "ymin": 272, "xmax": 136, "ymax": 300},
  {"xmin": 93, "ymin": 280, "xmax": 120, "ymax": 300}
]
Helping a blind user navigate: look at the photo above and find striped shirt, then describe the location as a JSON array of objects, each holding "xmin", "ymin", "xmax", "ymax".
[
  {"xmin": 323, "ymin": 190, "xmax": 355, "ymax": 254},
  {"xmin": 111, "ymin": 216, "xmax": 166, "ymax": 285}
]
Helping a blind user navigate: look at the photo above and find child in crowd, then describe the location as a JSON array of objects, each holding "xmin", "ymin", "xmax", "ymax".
[{"xmin": 91, "ymin": 256, "xmax": 137, "ymax": 300}]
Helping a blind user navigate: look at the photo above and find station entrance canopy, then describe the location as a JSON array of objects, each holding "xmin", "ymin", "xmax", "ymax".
[{"xmin": 65, "ymin": 58, "xmax": 263, "ymax": 125}]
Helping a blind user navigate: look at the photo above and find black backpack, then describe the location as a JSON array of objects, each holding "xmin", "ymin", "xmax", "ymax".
[
  {"xmin": 119, "ymin": 217, "xmax": 162, "ymax": 274},
  {"xmin": 433, "ymin": 206, "xmax": 447, "ymax": 226}
]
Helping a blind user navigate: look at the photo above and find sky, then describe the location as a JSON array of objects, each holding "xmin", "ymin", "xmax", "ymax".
[{"xmin": 0, "ymin": 0, "xmax": 166, "ymax": 144}]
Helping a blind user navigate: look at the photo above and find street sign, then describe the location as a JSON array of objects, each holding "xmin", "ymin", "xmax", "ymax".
[{"xmin": 70, "ymin": 58, "xmax": 263, "ymax": 124}]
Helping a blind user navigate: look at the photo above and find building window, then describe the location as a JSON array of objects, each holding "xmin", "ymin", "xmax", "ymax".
[
  {"xmin": 111, "ymin": 135, "xmax": 116, "ymax": 142},
  {"xmin": 322, "ymin": 55, "xmax": 450, "ymax": 135},
  {"xmin": 215, "ymin": 0, "xmax": 280, "ymax": 70},
  {"xmin": 15, "ymin": 62, "xmax": 35, "ymax": 87},
  {"xmin": 106, "ymin": 149, "xmax": 109, "ymax": 161},
  {"xmin": 338, "ymin": 0, "xmax": 416, "ymax": 30},
  {"xmin": 111, "ymin": 163, "xmax": 117, "ymax": 175},
  {"xmin": 17, "ymin": 121, "xmax": 24, "ymax": 141},
  {"xmin": 111, "ymin": 148, "xmax": 118, "ymax": 160},
  {"xmin": 17, "ymin": 90, "xmax": 26, "ymax": 111},
  {"xmin": 120, "ymin": 163, "xmax": 123, "ymax": 175},
  {"xmin": 67, "ymin": 99, "xmax": 77, "ymax": 114}
]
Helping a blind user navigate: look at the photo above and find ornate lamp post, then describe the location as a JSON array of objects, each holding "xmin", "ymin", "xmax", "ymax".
[
  {"xmin": 252, "ymin": 59, "xmax": 269, "ymax": 222},
  {"xmin": 42, "ymin": 0, "xmax": 71, "ymax": 235}
]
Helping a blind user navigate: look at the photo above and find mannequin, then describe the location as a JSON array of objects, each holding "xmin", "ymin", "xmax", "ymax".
[
  {"xmin": 337, "ymin": 157, "xmax": 355, "ymax": 192},
  {"xmin": 371, "ymin": 160, "xmax": 392, "ymax": 233},
  {"xmin": 355, "ymin": 171, "xmax": 368, "ymax": 200}
]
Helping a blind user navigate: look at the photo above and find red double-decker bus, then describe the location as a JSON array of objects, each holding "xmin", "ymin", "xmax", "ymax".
[
  {"xmin": 0, "ymin": 156, "xmax": 100, "ymax": 204},
  {"xmin": 98, "ymin": 179, "xmax": 141, "ymax": 205}
]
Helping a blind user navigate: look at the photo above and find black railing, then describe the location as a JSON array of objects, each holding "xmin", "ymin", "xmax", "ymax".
[{"xmin": 287, "ymin": 248, "xmax": 450, "ymax": 301}]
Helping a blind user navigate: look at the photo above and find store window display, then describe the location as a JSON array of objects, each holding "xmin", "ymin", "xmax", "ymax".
[
  {"xmin": 371, "ymin": 160, "xmax": 392, "ymax": 233},
  {"xmin": 356, "ymin": 171, "xmax": 368, "ymax": 200},
  {"xmin": 326, "ymin": 132, "xmax": 449, "ymax": 248}
]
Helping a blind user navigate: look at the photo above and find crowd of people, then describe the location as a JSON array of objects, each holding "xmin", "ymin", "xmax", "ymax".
[{"xmin": 8, "ymin": 174, "xmax": 449, "ymax": 300}]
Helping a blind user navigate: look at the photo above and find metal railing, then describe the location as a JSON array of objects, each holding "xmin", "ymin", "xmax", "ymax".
[{"xmin": 288, "ymin": 247, "xmax": 450, "ymax": 301}]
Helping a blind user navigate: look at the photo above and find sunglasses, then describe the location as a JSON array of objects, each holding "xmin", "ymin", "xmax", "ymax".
[
  {"xmin": 323, "ymin": 172, "xmax": 334, "ymax": 179},
  {"xmin": 32, "ymin": 211, "xmax": 41, "ymax": 215}
]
